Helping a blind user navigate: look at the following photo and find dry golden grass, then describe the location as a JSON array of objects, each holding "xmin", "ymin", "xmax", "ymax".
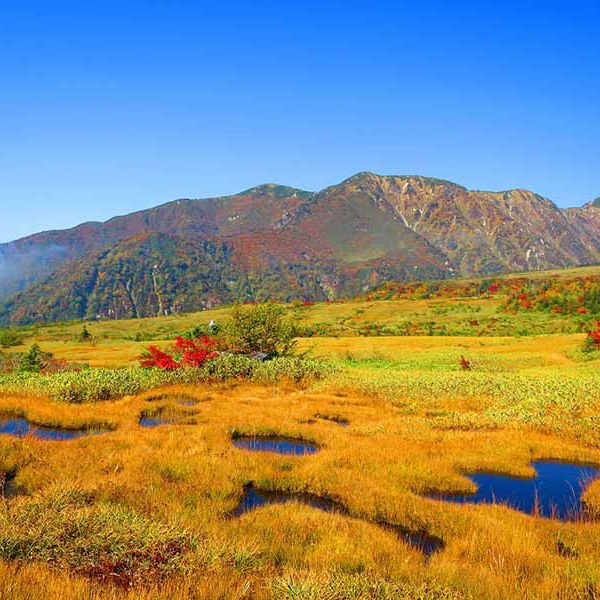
[
  {"xmin": 35, "ymin": 340, "xmax": 171, "ymax": 368},
  {"xmin": 13, "ymin": 331, "xmax": 590, "ymax": 372},
  {"xmin": 0, "ymin": 378, "xmax": 599, "ymax": 599},
  {"xmin": 298, "ymin": 333, "xmax": 584, "ymax": 368}
]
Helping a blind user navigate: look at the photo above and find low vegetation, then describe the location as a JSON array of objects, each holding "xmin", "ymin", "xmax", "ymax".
[{"xmin": 0, "ymin": 276, "xmax": 599, "ymax": 599}]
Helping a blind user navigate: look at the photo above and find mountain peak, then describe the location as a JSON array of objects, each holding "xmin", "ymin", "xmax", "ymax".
[
  {"xmin": 586, "ymin": 197, "xmax": 600, "ymax": 209},
  {"xmin": 235, "ymin": 183, "xmax": 312, "ymax": 199},
  {"xmin": 342, "ymin": 171, "xmax": 466, "ymax": 191}
]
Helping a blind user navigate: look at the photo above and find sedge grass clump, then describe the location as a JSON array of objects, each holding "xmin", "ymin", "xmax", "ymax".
[
  {"xmin": 0, "ymin": 486, "xmax": 195, "ymax": 588},
  {"xmin": 252, "ymin": 357, "xmax": 336, "ymax": 385},
  {"xmin": 271, "ymin": 572, "xmax": 470, "ymax": 600}
]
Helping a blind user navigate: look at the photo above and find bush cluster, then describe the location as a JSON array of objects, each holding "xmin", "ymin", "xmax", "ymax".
[
  {"xmin": 0, "ymin": 303, "xmax": 333, "ymax": 402},
  {"xmin": 582, "ymin": 321, "xmax": 600, "ymax": 353},
  {"xmin": 0, "ymin": 329, "xmax": 23, "ymax": 348},
  {"xmin": 0, "ymin": 355, "xmax": 334, "ymax": 403},
  {"xmin": 218, "ymin": 302, "xmax": 297, "ymax": 356}
]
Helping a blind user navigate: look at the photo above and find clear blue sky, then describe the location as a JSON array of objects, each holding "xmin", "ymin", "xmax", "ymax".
[{"xmin": 1, "ymin": 1, "xmax": 598, "ymax": 242}]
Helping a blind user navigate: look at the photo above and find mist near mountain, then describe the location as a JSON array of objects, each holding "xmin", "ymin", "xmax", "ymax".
[
  {"xmin": 0, "ymin": 243, "xmax": 68, "ymax": 298},
  {"xmin": 1, "ymin": 173, "xmax": 599, "ymax": 325}
]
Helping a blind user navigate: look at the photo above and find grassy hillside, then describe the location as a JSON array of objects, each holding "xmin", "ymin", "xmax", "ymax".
[{"xmin": 2, "ymin": 264, "xmax": 600, "ymax": 367}]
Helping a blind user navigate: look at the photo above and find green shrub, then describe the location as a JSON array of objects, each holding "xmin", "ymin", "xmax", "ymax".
[
  {"xmin": 220, "ymin": 303, "xmax": 297, "ymax": 356},
  {"xmin": 185, "ymin": 321, "xmax": 221, "ymax": 339},
  {"xmin": 0, "ymin": 355, "xmax": 334, "ymax": 402},
  {"xmin": 0, "ymin": 329, "xmax": 23, "ymax": 348},
  {"xmin": 79, "ymin": 325, "xmax": 93, "ymax": 342},
  {"xmin": 200, "ymin": 353, "xmax": 256, "ymax": 380},
  {"xmin": 253, "ymin": 357, "xmax": 336, "ymax": 384},
  {"xmin": 19, "ymin": 343, "xmax": 52, "ymax": 373}
]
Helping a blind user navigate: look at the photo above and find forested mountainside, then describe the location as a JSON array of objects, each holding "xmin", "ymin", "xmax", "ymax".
[{"xmin": 1, "ymin": 173, "xmax": 599, "ymax": 325}]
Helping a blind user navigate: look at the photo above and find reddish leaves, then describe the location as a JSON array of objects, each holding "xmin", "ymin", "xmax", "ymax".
[
  {"xmin": 587, "ymin": 322, "xmax": 600, "ymax": 347},
  {"xmin": 178, "ymin": 336, "xmax": 218, "ymax": 367},
  {"xmin": 140, "ymin": 336, "xmax": 218, "ymax": 370},
  {"xmin": 459, "ymin": 355, "xmax": 472, "ymax": 370},
  {"xmin": 140, "ymin": 346, "xmax": 180, "ymax": 370}
]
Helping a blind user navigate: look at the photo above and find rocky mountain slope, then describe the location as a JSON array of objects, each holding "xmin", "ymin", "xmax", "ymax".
[{"xmin": 1, "ymin": 173, "xmax": 599, "ymax": 325}]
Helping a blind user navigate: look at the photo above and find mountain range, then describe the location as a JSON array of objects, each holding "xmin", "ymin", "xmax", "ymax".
[{"xmin": 1, "ymin": 172, "xmax": 599, "ymax": 325}]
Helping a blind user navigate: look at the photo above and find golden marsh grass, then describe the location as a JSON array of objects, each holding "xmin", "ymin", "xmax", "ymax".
[{"xmin": 0, "ymin": 374, "xmax": 599, "ymax": 599}]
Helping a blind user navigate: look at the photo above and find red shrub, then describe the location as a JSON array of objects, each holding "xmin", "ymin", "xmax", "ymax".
[
  {"xmin": 140, "ymin": 346, "xmax": 181, "ymax": 370},
  {"xmin": 180, "ymin": 336, "xmax": 218, "ymax": 367},
  {"xmin": 173, "ymin": 337, "xmax": 197, "ymax": 351},
  {"xmin": 141, "ymin": 336, "xmax": 219, "ymax": 370},
  {"xmin": 587, "ymin": 322, "xmax": 600, "ymax": 346}
]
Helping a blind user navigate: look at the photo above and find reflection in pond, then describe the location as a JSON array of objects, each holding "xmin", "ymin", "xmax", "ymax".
[
  {"xmin": 0, "ymin": 418, "xmax": 98, "ymax": 441},
  {"xmin": 231, "ymin": 483, "xmax": 443, "ymax": 556},
  {"xmin": 232, "ymin": 436, "xmax": 319, "ymax": 455},
  {"xmin": 146, "ymin": 393, "xmax": 199, "ymax": 407},
  {"xmin": 139, "ymin": 406, "xmax": 196, "ymax": 428},
  {"xmin": 139, "ymin": 411, "xmax": 181, "ymax": 428},
  {"xmin": 431, "ymin": 461, "xmax": 599, "ymax": 521},
  {"xmin": 139, "ymin": 416, "xmax": 169, "ymax": 428}
]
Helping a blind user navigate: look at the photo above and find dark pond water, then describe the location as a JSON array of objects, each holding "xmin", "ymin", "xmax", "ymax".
[
  {"xmin": 1, "ymin": 472, "xmax": 19, "ymax": 498},
  {"xmin": 0, "ymin": 418, "xmax": 93, "ymax": 441},
  {"xmin": 139, "ymin": 408, "xmax": 195, "ymax": 427},
  {"xmin": 314, "ymin": 414, "xmax": 350, "ymax": 427},
  {"xmin": 231, "ymin": 484, "xmax": 443, "ymax": 556},
  {"xmin": 232, "ymin": 436, "xmax": 319, "ymax": 455},
  {"xmin": 432, "ymin": 461, "xmax": 600, "ymax": 521},
  {"xmin": 139, "ymin": 412, "xmax": 184, "ymax": 427}
]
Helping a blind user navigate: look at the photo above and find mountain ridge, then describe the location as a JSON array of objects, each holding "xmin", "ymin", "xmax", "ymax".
[{"xmin": 1, "ymin": 172, "xmax": 599, "ymax": 325}]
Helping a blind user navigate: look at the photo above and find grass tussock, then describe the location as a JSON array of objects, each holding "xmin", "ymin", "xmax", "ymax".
[{"xmin": 0, "ymin": 487, "xmax": 194, "ymax": 588}]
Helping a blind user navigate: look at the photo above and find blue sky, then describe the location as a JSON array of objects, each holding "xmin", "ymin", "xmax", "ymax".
[{"xmin": 1, "ymin": 0, "xmax": 598, "ymax": 242}]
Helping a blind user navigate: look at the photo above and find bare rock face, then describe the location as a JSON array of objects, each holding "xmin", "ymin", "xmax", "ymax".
[{"xmin": 0, "ymin": 173, "xmax": 598, "ymax": 324}]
